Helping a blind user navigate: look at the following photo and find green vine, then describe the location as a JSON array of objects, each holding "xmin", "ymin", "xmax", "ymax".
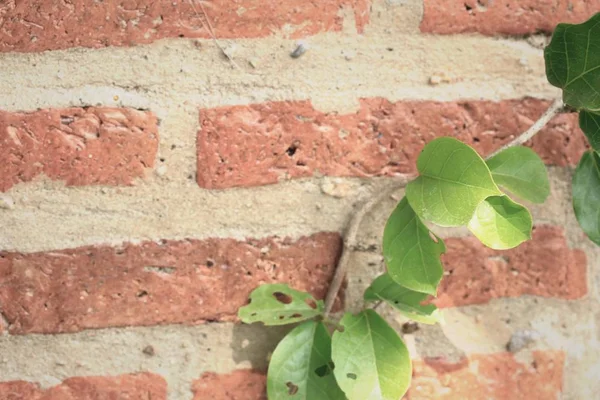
[{"xmin": 237, "ymin": 12, "xmax": 600, "ymax": 400}]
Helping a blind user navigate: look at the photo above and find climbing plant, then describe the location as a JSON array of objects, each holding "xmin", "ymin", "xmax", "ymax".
[{"xmin": 238, "ymin": 12, "xmax": 600, "ymax": 400}]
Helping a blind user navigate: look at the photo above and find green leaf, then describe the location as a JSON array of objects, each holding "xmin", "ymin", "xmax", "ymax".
[
  {"xmin": 572, "ymin": 151, "xmax": 600, "ymax": 245},
  {"xmin": 580, "ymin": 110, "xmax": 600, "ymax": 152},
  {"xmin": 267, "ymin": 321, "xmax": 345, "ymax": 400},
  {"xmin": 364, "ymin": 274, "xmax": 442, "ymax": 324},
  {"xmin": 382, "ymin": 197, "xmax": 445, "ymax": 295},
  {"xmin": 467, "ymin": 195, "xmax": 533, "ymax": 250},
  {"xmin": 544, "ymin": 12, "xmax": 600, "ymax": 111},
  {"xmin": 238, "ymin": 284, "xmax": 323, "ymax": 326},
  {"xmin": 486, "ymin": 146, "xmax": 550, "ymax": 204},
  {"xmin": 332, "ymin": 310, "xmax": 411, "ymax": 400},
  {"xmin": 406, "ymin": 137, "xmax": 501, "ymax": 227}
]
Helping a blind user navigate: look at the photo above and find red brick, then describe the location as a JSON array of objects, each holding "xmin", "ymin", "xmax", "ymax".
[
  {"xmin": 197, "ymin": 98, "xmax": 585, "ymax": 189},
  {"xmin": 191, "ymin": 352, "xmax": 564, "ymax": 400},
  {"xmin": 0, "ymin": 0, "xmax": 371, "ymax": 53},
  {"xmin": 407, "ymin": 351, "xmax": 564, "ymax": 399},
  {"xmin": 0, "ymin": 373, "xmax": 167, "ymax": 400},
  {"xmin": 193, "ymin": 370, "xmax": 267, "ymax": 400},
  {"xmin": 0, "ymin": 108, "xmax": 158, "ymax": 192},
  {"xmin": 421, "ymin": 0, "xmax": 600, "ymax": 36},
  {"xmin": 0, "ymin": 233, "xmax": 341, "ymax": 334},
  {"xmin": 437, "ymin": 226, "xmax": 587, "ymax": 308}
]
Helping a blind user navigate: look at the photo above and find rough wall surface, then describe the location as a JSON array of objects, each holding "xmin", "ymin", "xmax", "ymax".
[{"xmin": 1, "ymin": 1, "xmax": 599, "ymax": 399}]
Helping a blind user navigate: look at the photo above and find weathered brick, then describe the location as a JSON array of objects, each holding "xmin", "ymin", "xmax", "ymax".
[
  {"xmin": 421, "ymin": 0, "xmax": 600, "ymax": 36},
  {"xmin": 193, "ymin": 370, "xmax": 267, "ymax": 400},
  {"xmin": 190, "ymin": 351, "xmax": 564, "ymax": 400},
  {"xmin": 407, "ymin": 351, "xmax": 565, "ymax": 399},
  {"xmin": 0, "ymin": 373, "xmax": 167, "ymax": 400},
  {"xmin": 437, "ymin": 226, "xmax": 587, "ymax": 308},
  {"xmin": 0, "ymin": 0, "xmax": 371, "ymax": 53},
  {"xmin": 0, "ymin": 108, "xmax": 158, "ymax": 192},
  {"xmin": 0, "ymin": 233, "xmax": 341, "ymax": 334},
  {"xmin": 197, "ymin": 98, "xmax": 585, "ymax": 189}
]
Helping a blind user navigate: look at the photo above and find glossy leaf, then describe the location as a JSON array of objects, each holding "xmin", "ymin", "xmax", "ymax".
[
  {"xmin": 332, "ymin": 310, "xmax": 411, "ymax": 400},
  {"xmin": 486, "ymin": 146, "xmax": 550, "ymax": 204},
  {"xmin": 572, "ymin": 151, "xmax": 600, "ymax": 245},
  {"xmin": 544, "ymin": 12, "xmax": 600, "ymax": 111},
  {"xmin": 467, "ymin": 195, "xmax": 533, "ymax": 250},
  {"xmin": 580, "ymin": 110, "xmax": 600, "ymax": 152},
  {"xmin": 383, "ymin": 197, "xmax": 445, "ymax": 295},
  {"xmin": 364, "ymin": 274, "xmax": 442, "ymax": 324},
  {"xmin": 238, "ymin": 284, "xmax": 323, "ymax": 326},
  {"xmin": 406, "ymin": 137, "xmax": 501, "ymax": 227},
  {"xmin": 267, "ymin": 321, "xmax": 345, "ymax": 400}
]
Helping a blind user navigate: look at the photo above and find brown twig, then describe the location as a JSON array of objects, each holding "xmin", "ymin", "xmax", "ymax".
[
  {"xmin": 487, "ymin": 98, "xmax": 565, "ymax": 159},
  {"xmin": 323, "ymin": 97, "xmax": 566, "ymax": 318},
  {"xmin": 188, "ymin": 0, "xmax": 241, "ymax": 70}
]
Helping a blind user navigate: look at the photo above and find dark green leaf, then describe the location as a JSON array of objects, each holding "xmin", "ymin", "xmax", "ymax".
[
  {"xmin": 544, "ymin": 12, "xmax": 600, "ymax": 111},
  {"xmin": 573, "ymin": 151, "xmax": 600, "ymax": 245},
  {"xmin": 383, "ymin": 197, "xmax": 445, "ymax": 295},
  {"xmin": 467, "ymin": 195, "xmax": 533, "ymax": 250},
  {"xmin": 332, "ymin": 310, "xmax": 412, "ymax": 400},
  {"xmin": 364, "ymin": 274, "xmax": 442, "ymax": 324},
  {"xmin": 406, "ymin": 137, "xmax": 501, "ymax": 227},
  {"xmin": 486, "ymin": 146, "xmax": 550, "ymax": 203},
  {"xmin": 238, "ymin": 284, "xmax": 323, "ymax": 326},
  {"xmin": 580, "ymin": 110, "xmax": 600, "ymax": 152},
  {"xmin": 267, "ymin": 321, "xmax": 345, "ymax": 400}
]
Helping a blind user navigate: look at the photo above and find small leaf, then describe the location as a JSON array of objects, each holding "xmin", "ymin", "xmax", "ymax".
[
  {"xmin": 364, "ymin": 274, "xmax": 442, "ymax": 324},
  {"xmin": 332, "ymin": 310, "xmax": 412, "ymax": 400},
  {"xmin": 267, "ymin": 321, "xmax": 345, "ymax": 400},
  {"xmin": 406, "ymin": 137, "xmax": 501, "ymax": 227},
  {"xmin": 573, "ymin": 151, "xmax": 600, "ymax": 245},
  {"xmin": 383, "ymin": 197, "xmax": 445, "ymax": 295},
  {"xmin": 238, "ymin": 284, "xmax": 323, "ymax": 326},
  {"xmin": 467, "ymin": 195, "xmax": 533, "ymax": 250},
  {"xmin": 486, "ymin": 146, "xmax": 550, "ymax": 204},
  {"xmin": 544, "ymin": 12, "xmax": 600, "ymax": 111},
  {"xmin": 579, "ymin": 110, "xmax": 600, "ymax": 152}
]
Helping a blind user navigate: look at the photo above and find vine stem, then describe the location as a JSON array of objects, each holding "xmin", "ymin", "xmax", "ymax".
[
  {"xmin": 487, "ymin": 98, "xmax": 565, "ymax": 159},
  {"xmin": 323, "ymin": 97, "xmax": 566, "ymax": 317}
]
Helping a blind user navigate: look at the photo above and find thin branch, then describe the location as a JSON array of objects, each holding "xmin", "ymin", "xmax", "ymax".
[
  {"xmin": 323, "ymin": 97, "xmax": 565, "ymax": 318},
  {"xmin": 188, "ymin": 0, "xmax": 241, "ymax": 70},
  {"xmin": 487, "ymin": 98, "xmax": 565, "ymax": 159},
  {"xmin": 323, "ymin": 178, "xmax": 410, "ymax": 316}
]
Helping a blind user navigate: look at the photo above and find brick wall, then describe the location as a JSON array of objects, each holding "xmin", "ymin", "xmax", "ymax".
[{"xmin": 1, "ymin": 1, "xmax": 599, "ymax": 399}]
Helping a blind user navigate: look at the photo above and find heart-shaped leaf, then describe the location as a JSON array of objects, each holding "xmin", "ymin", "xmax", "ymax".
[
  {"xmin": 383, "ymin": 197, "xmax": 445, "ymax": 295},
  {"xmin": 332, "ymin": 310, "xmax": 411, "ymax": 400},
  {"xmin": 544, "ymin": 12, "xmax": 600, "ymax": 111},
  {"xmin": 267, "ymin": 321, "xmax": 345, "ymax": 400},
  {"xmin": 579, "ymin": 110, "xmax": 600, "ymax": 152},
  {"xmin": 238, "ymin": 284, "xmax": 323, "ymax": 326},
  {"xmin": 573, "ymin": 151, "xmax": 600, "ymax": 245},
  {"xmin": 486, "ymin": 146, "xmax": 550, "ymax": 204},
  {"xmin": 468, "ymin": 195, "xmax": 533, "ymax": 250},
  {"xmin": 364, "ymin": 274, "xmax": 442, "ymax": 325},
  {"xmin": 406, "ymin": 137, "xmax": 501, "ymax": 227}
]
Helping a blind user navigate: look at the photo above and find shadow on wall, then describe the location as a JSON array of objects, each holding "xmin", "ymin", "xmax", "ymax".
[{"xmin": 230, "ymin": 323, "xmax": 293, "ymax": 370}]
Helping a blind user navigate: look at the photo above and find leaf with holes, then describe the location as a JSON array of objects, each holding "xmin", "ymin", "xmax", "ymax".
[
  {"xmin": 486, "ymin": 146, "xmax": 550, "ymax": 204},
  {"xmin": 580, "ymin": 110, "xmax": 600, "ymax": 152},
  {"xmin": 406, "ymin": 137, "xmax": 501, "ymax": 227},
  {"xmin": 573, "ymin": 151, "xmax": 600, "ymax": 245},
  {"xmin": 467, "ymin": 195, "xmax": 533, "ymax": 250},
  {"xmin": 238, "ymin": 284, "xmax": 323, "ymax": 326},
  {"xmin": 332, "ymin": 310, "xmax": 411, "ymax": 400},
  {"xmin": 383, "ymin": 197, "xmax": 445, "ymax": 295},
  {"xmin": 364, "ymin": 274, "xmax": 442, "ymax": 324},
  {"xmin": 267, "ymin": 321, "xmax": 345, "ymax": 400},
  {"xmin": 544, "ymin": 12, "xmax": 600, "ymax": 111}
]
